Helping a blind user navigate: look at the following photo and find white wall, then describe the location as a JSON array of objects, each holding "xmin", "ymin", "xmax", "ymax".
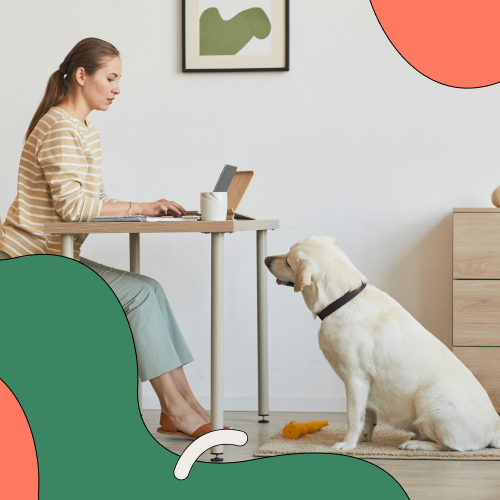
[{"xmin": 1, "ymin": 0, "xmax": 498, "ymax": 413}]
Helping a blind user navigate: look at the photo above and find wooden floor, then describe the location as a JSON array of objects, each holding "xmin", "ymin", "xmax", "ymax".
[{"xmin": 143, "ymin": 410, "xmax": 500, "ymax": 500}]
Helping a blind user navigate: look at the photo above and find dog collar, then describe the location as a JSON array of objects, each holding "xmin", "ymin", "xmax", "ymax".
[{"xmin": 317, "ymin": 282, "xmax": 367, "ymax": 321}]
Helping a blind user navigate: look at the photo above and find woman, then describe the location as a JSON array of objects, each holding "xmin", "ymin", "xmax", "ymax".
[{"xmin": 0, "ymin": 37, "xmax": 214, "ymax": 440}]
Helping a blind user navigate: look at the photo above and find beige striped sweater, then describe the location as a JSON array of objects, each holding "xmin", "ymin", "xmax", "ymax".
[{"xmin": 0, "ymin": 106, "xmax": 121, "ymax": 260}]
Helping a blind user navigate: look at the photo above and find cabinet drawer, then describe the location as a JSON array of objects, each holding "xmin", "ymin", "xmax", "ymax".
[
  {"xmin": 453, "ymin": 213, "xmax": 500, "ymax": 278},
  {"xmin": 453, "ymin": 280, "xmax": 500, "ymax": 346},
  {"xmin": 453, "ymin": 347, "xmax": 500, "ymax": 411}
]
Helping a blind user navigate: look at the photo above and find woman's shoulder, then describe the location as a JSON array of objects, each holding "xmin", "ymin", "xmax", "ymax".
[
  {"xmin": 47, "ymin": 106, "xmax": 83, "ymax": 130},
  {"xmin": 33, "ymin": 107, "xmax": 78, "ymax": 136},
  {"xmin": 25, "ymin": 107, "xmax": 65, "ymax": 146},
  {"xmin": 49, "ymin": 107, "xmax": 97, "ymax": 138},
  {"xmin": 29, "ymin": 107, "xmax": 99, "ymax": 148},
  {"xmin": 43, "ymin": 106, "xmax": 70, "ymax": 125}
]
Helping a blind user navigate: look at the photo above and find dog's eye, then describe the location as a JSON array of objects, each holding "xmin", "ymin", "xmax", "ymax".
[{"xmin": 286, "ymin": 259, "xmax": 291, "ymax": 267}]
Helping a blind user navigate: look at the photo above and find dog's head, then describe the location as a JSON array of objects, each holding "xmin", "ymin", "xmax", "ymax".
[{"xmin": 265, "ymin": 236, "xmax": 367, "ymax": 315}]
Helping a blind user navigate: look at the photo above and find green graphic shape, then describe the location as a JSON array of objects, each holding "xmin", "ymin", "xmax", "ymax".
[
  {"xmin": 200, "ymin": 7, "xmax": 271, "ymax": 55},
  {"xmin": 0, "ymin": 256, "xmax": 409, "ymax": 499}
]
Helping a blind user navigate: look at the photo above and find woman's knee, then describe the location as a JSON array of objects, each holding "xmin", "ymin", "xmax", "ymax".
[
  {"xmin": 120, "ymin": 280, "xmax": 157, "ymax": 315},
  {"xmin": 137, "ymin": 275, "xmax": 165, "ymax": 298}
]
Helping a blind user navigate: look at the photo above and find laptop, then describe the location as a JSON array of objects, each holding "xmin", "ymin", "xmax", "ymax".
[
  {"xmin": 185, "ymin": 165, "xmax": 255, "ymax": 220},
  {"xmin": 184, "ymin": 164, "xmax": 238, "ymax": 218},
  {"xmin": 214, "ymin": 164, "xmax": 238, "ymax": 192}
]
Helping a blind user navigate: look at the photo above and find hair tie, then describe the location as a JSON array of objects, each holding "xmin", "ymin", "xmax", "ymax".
[{"xmin": 59, "ymin": 61, "xmax": 69, "ymax": 76}]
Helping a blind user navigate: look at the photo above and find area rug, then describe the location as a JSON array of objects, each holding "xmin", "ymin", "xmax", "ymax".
[{"xmin": 254, "ymin": 423, "xmax": 500, "ymax": 460}]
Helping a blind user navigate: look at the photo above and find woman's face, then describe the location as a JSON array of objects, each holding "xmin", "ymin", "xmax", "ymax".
[{"xmin": 78, "ymin": 56, "xmax": 122, "ymax": 111}]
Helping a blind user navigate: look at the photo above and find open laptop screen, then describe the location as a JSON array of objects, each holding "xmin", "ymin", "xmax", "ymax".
[{"xmin": 214, "ymin": 165, "xmax": 237, "ymax": 192}]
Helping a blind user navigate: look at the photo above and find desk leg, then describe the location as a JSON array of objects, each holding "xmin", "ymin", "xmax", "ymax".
[
  {"xmin": 211, "ymin": 232, "xmax": 224, "ymax": 461},
  {"xmin": 256, "ymin": 230, "xmax": 269, "ymax": 423},
  {"xmin": 61, "ymin": 235, "xmax": 74, "ymax": 258},
  {"xmin": 129, "ymin": 234, "xmax": 142, "ymax": 414}
]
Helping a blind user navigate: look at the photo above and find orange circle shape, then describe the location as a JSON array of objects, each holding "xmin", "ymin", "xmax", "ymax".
[
  {"xmin": 0, "ymin": 379, "xmax": 38, "ymax": 499},
  {"xmin": 371, "ymin": 0, "xmax": 500, "ymax": 88}
]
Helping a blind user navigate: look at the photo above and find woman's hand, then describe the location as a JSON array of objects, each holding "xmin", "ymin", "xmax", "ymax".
[
  {"xmin": 100, "ymin": 200, "xmax": 186, "ymax": 217},
  {"xmin": 136, "ymin": 199, "xmax": 186, "ymax": 217}
]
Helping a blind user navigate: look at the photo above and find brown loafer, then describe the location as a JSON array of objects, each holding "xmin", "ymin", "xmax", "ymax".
[{"xmin": 157, "ymin": 413, "xmax": 232, "ymax": 440}]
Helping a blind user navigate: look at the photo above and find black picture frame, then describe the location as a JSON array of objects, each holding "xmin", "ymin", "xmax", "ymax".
[{"xmin": 182, "ymin": 0, "xmax": 290, "ymax": 73}]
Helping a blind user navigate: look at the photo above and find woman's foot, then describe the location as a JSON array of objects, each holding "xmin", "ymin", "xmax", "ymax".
[
  {"xmin": 184, "ymin": 398, "xmax": 233, "ymax": 429},
  {"xmin": 185, "ymin": 397, "xmax": 211, "ymax": 424},
  {"xmin": 164, "ymin": 399, "xmax": 207, "ymax": 437}
]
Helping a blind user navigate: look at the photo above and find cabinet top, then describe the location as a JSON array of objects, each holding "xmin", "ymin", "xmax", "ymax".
[{"xmin": 453, "ymin": 208, "xmax": 500, "ymax": 213}]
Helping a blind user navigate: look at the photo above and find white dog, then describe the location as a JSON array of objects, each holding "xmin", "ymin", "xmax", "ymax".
[{"xmin": 265, "ymin": 236, "xmax": 500, "ymax": 452}]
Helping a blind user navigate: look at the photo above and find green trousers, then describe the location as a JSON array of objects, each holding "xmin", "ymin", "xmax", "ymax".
[{"xmin": 0, "ymin": 250, "xmax": 194, "ymax": 381}]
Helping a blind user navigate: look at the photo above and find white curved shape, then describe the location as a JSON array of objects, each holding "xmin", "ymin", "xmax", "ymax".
[{"xmin": 174, "ymin": 430, "xmax": 248, "ymax": 480}]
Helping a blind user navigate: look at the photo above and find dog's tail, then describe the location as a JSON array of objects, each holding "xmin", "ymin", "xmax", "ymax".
[{"xmin": 490, "ymin": 423, "xmax": 500, "ymax": 448}]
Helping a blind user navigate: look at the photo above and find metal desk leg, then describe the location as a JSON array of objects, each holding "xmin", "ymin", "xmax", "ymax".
[
  {"xmin": 211, "ymin": 232, "xmax": 224, "ymax": 461},
  {"xmin": 130, "ymin": 233, "xmax": 140, "ymax": 273},
  {"xmin": 61, "ymin": 235, "xmax": 74, "ymax": 258},
  {"xmin": 129, "ymin": 234, "xmax": 142, "ymax": 414},
  {"xmin": 256, "ymin": 230, "xmax": 269, "ymax": 423}
]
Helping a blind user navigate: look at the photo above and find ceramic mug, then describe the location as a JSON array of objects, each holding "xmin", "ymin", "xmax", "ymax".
[{"xmin": 200, "ymin": 192, "xmax": 227, "ymax": 221}]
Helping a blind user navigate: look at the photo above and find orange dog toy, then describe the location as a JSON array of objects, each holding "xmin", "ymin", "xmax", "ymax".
[{"xmin": 282, "ymin": 420, "xmax": 329, "ymax": 439}]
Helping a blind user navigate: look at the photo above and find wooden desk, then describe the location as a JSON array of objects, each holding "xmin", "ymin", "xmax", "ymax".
[{"xmin": 44, "ymin": 219, "xmax": 279, "ymax": 460}]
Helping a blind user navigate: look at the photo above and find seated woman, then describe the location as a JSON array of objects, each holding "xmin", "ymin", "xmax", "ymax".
[{"xmin": 0, "ymin": 37, "xmax": 221, "ymax": 440}]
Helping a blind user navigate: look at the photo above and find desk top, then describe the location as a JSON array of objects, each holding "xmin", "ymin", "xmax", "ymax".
[{"xmin": 44, "ymin": 219, "xmax": 279, "ymax": 234}]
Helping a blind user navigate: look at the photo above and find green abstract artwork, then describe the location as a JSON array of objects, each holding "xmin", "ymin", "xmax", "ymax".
[{"xmin": 200, "ymin": 7, "xmax": 272, "ymax": 55}]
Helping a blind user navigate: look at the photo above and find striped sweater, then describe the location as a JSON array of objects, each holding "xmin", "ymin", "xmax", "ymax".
[{"xmin": 0, "ymin": 106, "xmax": 121, "ymax": 260}]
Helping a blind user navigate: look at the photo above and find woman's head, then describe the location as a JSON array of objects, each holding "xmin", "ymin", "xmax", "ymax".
[
  {"xmin": 65, "ymin": 56, "xmax": 122, "ymax": 113},
  {"xmin": 25, "ymin": 37, "xmax": 121, "ymax": 142}
]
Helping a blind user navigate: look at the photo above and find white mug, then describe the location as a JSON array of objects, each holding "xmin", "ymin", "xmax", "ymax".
[{"xmin": 200, "ymin": 192, "xmax": 227, "ymax": 221}]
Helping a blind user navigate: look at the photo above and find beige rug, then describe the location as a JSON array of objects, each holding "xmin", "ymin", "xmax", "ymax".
[{"xmin": 254, "ymin": 423, "xmax": 500, "ymax": 460}]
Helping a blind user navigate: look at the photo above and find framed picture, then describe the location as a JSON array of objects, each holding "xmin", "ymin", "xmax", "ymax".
[{"xmin": 182, "ymin": 0, "xmax": 289, "ymax": 72}]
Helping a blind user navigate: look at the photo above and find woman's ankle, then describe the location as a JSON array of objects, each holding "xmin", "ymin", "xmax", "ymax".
[
  {"xmin": 184, "ymin": 398, "xmax": 210, "ymax": 422},
  {"xmin": 165, "ymin": 402, "xmax": 207, "ymax": 435},
  {"xmin": 162, "ymin": 402, "xmax": 185, "ymax": 420}
]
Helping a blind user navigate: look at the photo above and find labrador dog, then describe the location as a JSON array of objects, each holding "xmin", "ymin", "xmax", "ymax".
[{"xmin": 265, "ymin": 235, "xmax": 500, "ymax": 452}]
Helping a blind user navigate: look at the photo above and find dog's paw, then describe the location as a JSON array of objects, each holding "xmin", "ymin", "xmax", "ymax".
[
  {"xmin": 399, "ymin": 440, "xmax": 419, "ymax": 450},
  {"xmin": 399, "ymin": 440, "xmax": 438, "ymax": 451},
  {"xmin": 399, "ymin": 439, "xmax": 448, "ymax": 451},
  {"xmin": 332, "ymin": 442, "xmax": 357, "ymax": 452}
]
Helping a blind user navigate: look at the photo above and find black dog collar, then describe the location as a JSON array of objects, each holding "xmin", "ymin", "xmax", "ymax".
[
  {"xmin": 317, "ymin": 282, "xmax": 367, "ymax": 320},
  {"xmin": 281, "ymin": 280, "xmax": 367, "ymax": 320}
]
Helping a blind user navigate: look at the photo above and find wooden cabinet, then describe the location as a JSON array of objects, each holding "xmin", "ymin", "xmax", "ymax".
[
  {"xmin": 453, "ymin": 281, "xmax": 500, "ymax": 346},
  {"xmin": 453, "ymin": 208, "xmax": 500, "ymax": 411},
  {"xmin": 454, "ymin": 347, "xmax": 500, "ymax": 409}
]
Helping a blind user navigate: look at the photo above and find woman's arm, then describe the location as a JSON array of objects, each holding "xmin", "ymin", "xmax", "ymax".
[
  {"xmin": 39, "ymin": 124, "xmax": 105, "ymax": 222},
  {"xmin": 100, "ymin": 199, "xmax": 186, "ymax": 217},
  {"xmin": 99, "ymin": 179, "xmax": 186, "ymax": 217}
]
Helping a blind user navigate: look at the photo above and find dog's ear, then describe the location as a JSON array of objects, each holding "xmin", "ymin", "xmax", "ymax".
[{"xmin": 294, "ymin": 259, "xmax": 312, "ymax": 293}]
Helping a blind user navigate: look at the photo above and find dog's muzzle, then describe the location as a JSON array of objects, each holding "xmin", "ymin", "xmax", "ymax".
[{"xmin": 264, "ymin": 256, "xmax": 294, "ymax": 286}]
